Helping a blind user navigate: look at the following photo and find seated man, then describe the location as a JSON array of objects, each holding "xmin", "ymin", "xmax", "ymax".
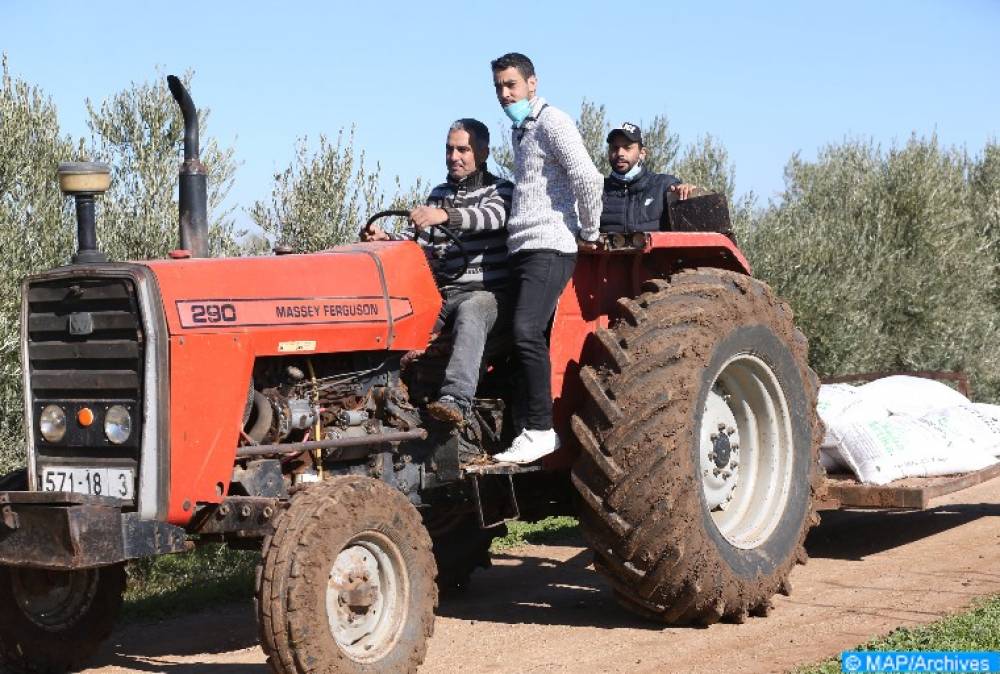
[
  {"xmin": 363, "ymin": 118, "xmax": 513, "ymax": 424},
  {"xmin": 601, "ymin": 122, "xmax": 696, "ymax": 233}
]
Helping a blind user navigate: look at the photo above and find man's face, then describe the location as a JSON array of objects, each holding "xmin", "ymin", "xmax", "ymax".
[
  {"xmin": 446, "ymin": 129, "xmax": 482, "ymax": 180},
  {"xmin": 493, "ymin": 67, "xmax": 537, "ymax": 107},
  {"xmin": 607, "ymin": 135, "xmax": 645, "ymax": 174}
]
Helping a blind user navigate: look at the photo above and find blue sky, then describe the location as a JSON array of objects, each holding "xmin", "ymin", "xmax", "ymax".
[{"xmin": 3, "ymin": 0, "xmax": 999, "ymax": 225}]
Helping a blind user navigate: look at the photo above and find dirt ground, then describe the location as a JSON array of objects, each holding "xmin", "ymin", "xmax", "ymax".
[{"xmin": 80, "ymin": 477, "xmax": 1000, "ymax": 674}]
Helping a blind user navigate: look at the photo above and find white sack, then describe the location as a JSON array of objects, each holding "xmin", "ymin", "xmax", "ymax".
[
  {"xmin": 816, "ymin": 383, "xmax": 890, "ymax": 472},
  {"xmin": 920, "ymin": 404, "xmax": 1000, "ymax": 458},
  {"xmin": 972, "ymin": 403, "xmax": 1000, "ymax": 426},
  {"xmin": 832, "ymin": 416, "xmax": 997, "ymax": 485},
  {"xmin": 857, "ymin": 375, "xmax": 969, "ymax": 417},
  {"xmin": 819, "ymin": 448, "xmax": 842, "ymax": 472}
]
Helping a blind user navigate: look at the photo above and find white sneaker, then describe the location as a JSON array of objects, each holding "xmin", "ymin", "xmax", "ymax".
[{"xmin": 493, "ymin": 429, "xmax": 560, "ymax": 464}]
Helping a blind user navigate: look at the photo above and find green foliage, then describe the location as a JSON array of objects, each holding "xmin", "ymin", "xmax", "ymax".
[
  {"xmin": 124, "ymin": 544, "xmax": 256, "ymax": 619},
  {"xmin": 249, "ymin": 130, "xmax": 387, "ymax": 252},
  {"xmin": 0, "ymin": 55, "xmax": 77, "ymax": 472},
  {"xmin": 741, "ymin": 135, "xmax": 1000, "ymax": 399},
  {"xmin": 795, "ymin": 593, "xmax": 1000, "ymax": 674},
  {"xmin": 491, "ymin": 516, "xmax": 580, "ymax": 551},
  {"xmin": 85, "ymin": 72, "xmax": 241, "ymax": 259}
]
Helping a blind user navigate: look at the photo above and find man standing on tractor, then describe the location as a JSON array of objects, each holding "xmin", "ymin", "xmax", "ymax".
[
  {"xmin": 489, "ymin": 52, "xmax": 603, "ymax": 465},
  {"xmin": 363, "ymin": 118, "xmax": 514, "ymax": 425},
  {"xmin": 601, "ymin": 122, "xmax": 697, "ymax": 232}
]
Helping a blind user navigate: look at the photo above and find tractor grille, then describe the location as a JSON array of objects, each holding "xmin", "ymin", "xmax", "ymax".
[{"xmin": 26, "ymin": 277, "xmax": 144, "ymax": 475}]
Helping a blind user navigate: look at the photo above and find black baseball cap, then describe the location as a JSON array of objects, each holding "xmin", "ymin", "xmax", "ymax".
[{"xmin": 607, "ymin": 122, "xmax": 642, "ymax": 145}]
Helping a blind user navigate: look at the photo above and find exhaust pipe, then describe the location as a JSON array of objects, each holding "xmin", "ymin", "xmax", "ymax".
[{"xmin": 167, "ymin": 75, "xmax": 209, "ymax": 258}]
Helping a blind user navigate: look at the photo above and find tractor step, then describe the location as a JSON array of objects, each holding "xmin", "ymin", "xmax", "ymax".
[
  {"xmin": 460, "ymin": 462, "xmax": 539, "ymax": 528},
  {"xmin": 462, "ymin": 462, "xmax": 542, "ymax": 476}
]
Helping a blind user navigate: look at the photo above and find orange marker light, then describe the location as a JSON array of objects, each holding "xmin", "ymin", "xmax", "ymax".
[{"xmin": 77, "ymin": 407, "xmax": 95, "ymax": 427}]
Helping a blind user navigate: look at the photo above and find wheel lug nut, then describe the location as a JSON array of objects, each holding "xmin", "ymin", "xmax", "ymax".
[
  {"xmin": 726, "ymin": 426, "xmax": 735, "ymax": 435},
  {"xmin": 710, "ymin": 432, "xmax": 718, "ymax": 441},
  {"xmin": 717, "ymin": 423, "xmax": 726, "ymax": 431}
]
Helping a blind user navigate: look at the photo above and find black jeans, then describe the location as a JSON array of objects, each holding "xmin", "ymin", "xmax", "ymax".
[{"xmin": 509, "ymin": 250, "xmax": 577, "ymax": 431}]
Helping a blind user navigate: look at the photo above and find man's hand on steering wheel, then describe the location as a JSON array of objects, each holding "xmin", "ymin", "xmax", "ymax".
[
  {"xmin": 410, "ymin": 206, "xmax": 449, "ymax": 230},
  {"xmin": 361, "ymin": 209, "xmax": 471, "ymax": 284},
  {"xmin": 361, "ymin": 223, "xmax": 390, "ymax": 241}
]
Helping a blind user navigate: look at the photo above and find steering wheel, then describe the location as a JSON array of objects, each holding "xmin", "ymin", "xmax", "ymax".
[{"xmin": 362, "ymin": 209, "xmax": 470, "ymax": 284}]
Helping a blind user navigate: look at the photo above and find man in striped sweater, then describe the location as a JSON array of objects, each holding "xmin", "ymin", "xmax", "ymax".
[
  {"xmin": 489, "ymin": 52, "xmax": 604, "ymax": 464},
  {"xmin": 364, "ymin": 119, "xmax": 513, "ymax": 424}
]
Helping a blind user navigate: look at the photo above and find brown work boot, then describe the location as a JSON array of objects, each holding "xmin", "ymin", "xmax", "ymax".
[{"xmin": 427, "ymin": 395, "xmax": 470, "ymax": 425}]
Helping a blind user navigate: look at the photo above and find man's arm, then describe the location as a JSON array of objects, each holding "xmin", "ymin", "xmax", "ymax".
[
  {"xmin": 543, "ymin": 110, "xmax": 604, "ymax": 242},
  {"xmin": 379, "ymin": 187, "xmax": 451, "ymax": 241},
  {"xmin": 442, "ymin": 181, "xmax": 512, "ymax": 232}
]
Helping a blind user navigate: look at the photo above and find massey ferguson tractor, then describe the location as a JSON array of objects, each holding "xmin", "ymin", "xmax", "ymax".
[{"xmin": 0, "ymin": 77, "xmax": 822, "ymax": 673}]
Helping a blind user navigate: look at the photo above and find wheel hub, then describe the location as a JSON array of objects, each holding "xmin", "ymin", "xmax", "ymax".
[
  {"xmin": 712, "ymin": 431, "xmax": 733, "ymax": 468},
  {"xmin": 698, "ymin": 353, "xmax": 795, "ymax": 550},
  {"xmin": 700, "ymin": 390, "xmax": 741, "ymax": 511},
  {"xmin": 326, "ymin": 532, "xmax": 407, "ymax": 663},
  {"xmin": 329, "ymin": 546, "xmax": 384, "ymax": 639},
  {"xmin": 10, "ymin": 567, "xmax": 99, "ymax": 629}
]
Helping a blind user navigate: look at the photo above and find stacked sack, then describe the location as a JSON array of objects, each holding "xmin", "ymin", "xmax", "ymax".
[{"xmin": 818, "ymin": 375, "xmax": 1000, "ymax": 485}]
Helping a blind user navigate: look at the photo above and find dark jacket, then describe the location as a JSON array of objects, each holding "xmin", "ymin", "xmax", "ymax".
[{"xmin": 600, "ymin": 167, "xmax": 682, "ymax": 233}]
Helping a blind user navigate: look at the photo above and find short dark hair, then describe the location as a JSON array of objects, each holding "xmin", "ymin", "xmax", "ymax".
[
  {"xmin": 449, "ymin": 118, "xmax": 490, "ymax": 157},
  {"xmin": 491, "ymin": 52, "xmax": 535, "ymax": 80}
]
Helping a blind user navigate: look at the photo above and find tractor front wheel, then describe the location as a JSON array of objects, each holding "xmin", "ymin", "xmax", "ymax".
[
  {"xmin": 256, "ymin": 476, "xmax": 437, "ymax": 674},
  {"xmin": 0, "ymin": 563, "xmax": 126, "ymax": 673}
]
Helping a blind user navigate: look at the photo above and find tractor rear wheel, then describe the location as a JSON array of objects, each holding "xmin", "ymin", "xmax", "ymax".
[
  {"xmin": 0, "ymin": 562, "xmax": 126, "ymax": 673},
  {"xmin": 256, "ymin": 476, "xmax": 437, "ymax": 674},
  {"xmin": 571, "ymin": 269, "xmax": 822, "ymax": 625}
]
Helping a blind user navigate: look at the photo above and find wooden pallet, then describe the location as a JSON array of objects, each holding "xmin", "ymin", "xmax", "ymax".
[{"xmin": 820, "ymin": 462, "xmax": 1000, "ymax": 510}]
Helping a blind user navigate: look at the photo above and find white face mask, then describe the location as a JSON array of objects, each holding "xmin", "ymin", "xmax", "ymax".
[{"xmin": 613, "ymin": 160, "xmax": 643, "ymax": 182}]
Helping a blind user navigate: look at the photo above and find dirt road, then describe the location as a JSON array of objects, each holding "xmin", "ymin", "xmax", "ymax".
[{"xmin": 81, "ymin": 478, "xmax": 1000, "ymax": 674}]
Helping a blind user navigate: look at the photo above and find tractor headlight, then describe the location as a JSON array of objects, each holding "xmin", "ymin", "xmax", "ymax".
[
  {"xmin": 104, "ymin": 405, "xmax": 132, "ymax": 444},
  {"xmin": 39, "ymin": 405, "xmax": 67, "ymax": 443}
]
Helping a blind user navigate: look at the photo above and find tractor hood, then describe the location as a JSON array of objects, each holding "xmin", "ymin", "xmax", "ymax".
[{"xmin": 142, "ymin": 240, "xmax": 441, "ymax": 353}]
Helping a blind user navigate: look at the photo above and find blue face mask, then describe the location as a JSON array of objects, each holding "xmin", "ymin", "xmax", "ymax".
[
  {"xmin": 613, "ymin": 161, "xmax": 643, "ymax": 182},
  {"xmin": 504, "ymin": 99, "xmax": 532, "ymax": 126}
]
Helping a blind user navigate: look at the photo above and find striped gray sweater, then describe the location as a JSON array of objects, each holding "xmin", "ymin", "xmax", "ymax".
[
  {"xmin": 390, "ymin": 169, "xmax": 513, "ymax": 289},
  {"xmin": 507, "ymin": 97, "xmax": 604, "ymax": 254}
]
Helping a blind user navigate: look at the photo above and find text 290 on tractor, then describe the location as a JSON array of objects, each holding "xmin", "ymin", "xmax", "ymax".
[{"xmin": 0, "ymin": 78, "xmax": 822, "ymax": 673}]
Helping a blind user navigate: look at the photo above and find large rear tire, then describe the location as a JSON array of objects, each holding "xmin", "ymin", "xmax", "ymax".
[
  {"xmin": 256, "ymin": 476, "xmax": 437, "ymax": 674},
  {"xmin": 0, "ymin": 562, "xmax": 126, "ymax": 673},
  {"xmin": 571, "ymin": 269, "xmax": 822, "ymax": 625}
]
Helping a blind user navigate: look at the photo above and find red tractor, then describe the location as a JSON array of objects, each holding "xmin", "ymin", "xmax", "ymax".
[{"xmin": 0, "ymin": 78, "xmax": 821, "ymax": 673}]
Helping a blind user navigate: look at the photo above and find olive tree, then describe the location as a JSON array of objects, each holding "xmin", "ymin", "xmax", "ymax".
[
  {"xmin": 0, "ymin": 56, "xmax": 78, "ymax": 471},
  {"xmin": 743, "ymin": 135, "xmax": 1000, "ymax": 399},
  {"xmin": 250, "ymin": 129, "xmax": 426, "ymax": 251},
  {"xmin": 85, "ymin": 72, "xmax": 241, "ymax": 259}
]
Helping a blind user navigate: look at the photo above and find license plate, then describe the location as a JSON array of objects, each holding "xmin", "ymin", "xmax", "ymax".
[{"xmin": 41, "ymin": 467, "xmax": 134, "ymax": 500}]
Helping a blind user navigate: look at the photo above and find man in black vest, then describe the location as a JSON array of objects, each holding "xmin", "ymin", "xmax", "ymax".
[{"xmin": 600, "ymin": 122, "xmax": 696, "ymax": 233}]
